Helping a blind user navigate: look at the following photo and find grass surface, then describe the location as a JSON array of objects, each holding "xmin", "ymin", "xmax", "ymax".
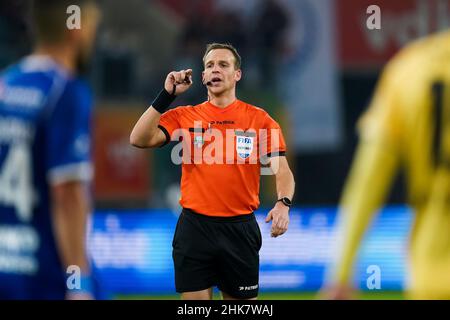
[{"xmin": 117, "ymin": 291, "xmax": 405, "ymax": 300}]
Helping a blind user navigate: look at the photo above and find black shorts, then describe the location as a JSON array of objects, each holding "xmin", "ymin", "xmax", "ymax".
[{"xmin": 172, "ymin": 208, "xmax": 262, "ymax": 299}]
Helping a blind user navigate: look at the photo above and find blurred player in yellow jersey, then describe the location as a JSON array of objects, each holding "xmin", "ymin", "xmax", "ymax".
[{"xmin": 324, "ymin": 31, "xmax": 450, "ymax": 300}]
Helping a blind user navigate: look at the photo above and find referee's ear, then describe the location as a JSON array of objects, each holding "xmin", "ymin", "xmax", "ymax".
[{"xmin": 234, "ymin": 69, "xmax": 242, "ymax": 82}]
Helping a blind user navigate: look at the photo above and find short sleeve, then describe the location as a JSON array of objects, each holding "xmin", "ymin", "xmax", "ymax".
[
  {"xmin": 158, "ymin": 107, "xmax": 181, "ymax": 147},
  {"xmin": 46, "ymin": 79, "xmax": 93, "ymax": 185},
  {"xmin": 259, "ymin": 112, "xmax": 287, "ymax": 158}
]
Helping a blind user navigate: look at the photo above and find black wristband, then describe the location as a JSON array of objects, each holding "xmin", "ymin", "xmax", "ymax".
[{"xmin": 151, "ymin": 87, "xmax": 176, "ymax": 113}]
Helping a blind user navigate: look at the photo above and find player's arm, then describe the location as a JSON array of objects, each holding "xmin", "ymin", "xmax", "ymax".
[
  {"xmin": 265, "ymin": 156, "xmax": 295, "ymax": 237},
  {"xmin": 324, "ymin": 59, "xmax": 405, "ymax": 298},
  {"xmin": 46, "ymin": 81, "xmax": 95, "ymax": 299},
  {"xmin": 51, "ymin": 181, "xmax": 92, "ymax": 298},
  {"xmin": 130, "ymin": 69, "xmax": 193, "ymax": 148},
  {"xmin": 324, "ymin": 140, "xmax": 399, "ymax": 298}
]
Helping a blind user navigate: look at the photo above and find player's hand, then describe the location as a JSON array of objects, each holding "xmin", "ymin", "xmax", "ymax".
[
  {"xmin": 164, "ymin": 69, "xmax": 193, "ymax": 96},
  {"xmin": 318, "ymin": 284, "xmax": 355, "ymax": 300},
  {"xmin": 265, "ymin": 202, "xmax": 289, "ymax": 237}
]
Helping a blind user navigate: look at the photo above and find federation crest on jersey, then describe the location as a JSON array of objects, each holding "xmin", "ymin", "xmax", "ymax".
[{"xmin": 236, "ymin": 136, "xmax": 253, "ymax": 159}]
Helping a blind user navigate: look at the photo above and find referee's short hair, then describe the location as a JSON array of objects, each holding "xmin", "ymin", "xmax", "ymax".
[
  {"xmin": 32, "ymin": 0, "xmax": 96, "ymax": 44},
  {"xmin": 203, "ymin": 43, "xmax": 241, "ymax": 70}
]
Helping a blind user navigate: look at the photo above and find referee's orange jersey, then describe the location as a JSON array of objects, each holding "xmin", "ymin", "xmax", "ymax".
[{"xmin": 158, "ymin": 99, "xmax": 287, "ymax": 217}]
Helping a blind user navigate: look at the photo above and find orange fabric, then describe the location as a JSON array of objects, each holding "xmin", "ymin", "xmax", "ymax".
[{"xmin": 159, "ymin": 99, "xmax": 287, "ymax": 217}]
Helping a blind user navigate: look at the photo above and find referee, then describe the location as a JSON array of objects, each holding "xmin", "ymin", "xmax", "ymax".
[{"xmin": 130, "ymin": 43, "xmax": 295, "ymax": 300}]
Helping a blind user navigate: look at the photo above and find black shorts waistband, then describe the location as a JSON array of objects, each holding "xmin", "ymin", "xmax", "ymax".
[{"xmin": 182, "ymin": 208, "xmax": 254, "ymax": 223}]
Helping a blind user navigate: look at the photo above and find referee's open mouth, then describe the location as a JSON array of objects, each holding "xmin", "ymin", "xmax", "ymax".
[{"xmin": 210, "ymin": 77, "xmax": 222, "ymax": 85}]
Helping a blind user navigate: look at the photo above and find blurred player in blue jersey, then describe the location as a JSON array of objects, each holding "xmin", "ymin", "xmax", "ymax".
[{"xmin": 0, "ymin": 0, "xmax": 100, "ymax": 299}]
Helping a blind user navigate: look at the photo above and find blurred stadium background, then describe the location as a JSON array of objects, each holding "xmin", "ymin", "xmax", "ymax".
[{"xmin": 1, "ymin": 0, "xmax": 448, "ymax": 299}]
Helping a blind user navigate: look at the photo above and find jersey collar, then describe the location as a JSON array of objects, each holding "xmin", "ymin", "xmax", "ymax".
[{"xmin": 205, "ymin": 99, "xmax": 240, "ymax": 113}]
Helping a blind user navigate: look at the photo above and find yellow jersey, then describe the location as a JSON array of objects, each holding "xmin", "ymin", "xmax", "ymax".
[{"xmin": 331, "ymin": 31, "xmax": 450, "ymax": 299}]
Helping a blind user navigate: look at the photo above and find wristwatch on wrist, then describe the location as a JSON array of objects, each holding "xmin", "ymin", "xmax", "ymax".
[{"xmin": 277, "ymin": 197, "xmax": 292, "ymax": 208}]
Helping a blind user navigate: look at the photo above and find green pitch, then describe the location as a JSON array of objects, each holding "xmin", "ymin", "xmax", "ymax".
[{"xmin": 117, "ymin": 291, "xmax": 405, "ymax": 300}]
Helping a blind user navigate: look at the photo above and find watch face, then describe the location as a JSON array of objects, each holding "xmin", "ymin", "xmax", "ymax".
[{"xmin": 282, "ymin": 197, "xmax": 292, "ymax": 206}]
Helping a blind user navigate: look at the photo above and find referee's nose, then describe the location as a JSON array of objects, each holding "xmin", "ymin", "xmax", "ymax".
[{"xmin": 212, "ymin": 64, "xmax": 221, "ymax": 73}]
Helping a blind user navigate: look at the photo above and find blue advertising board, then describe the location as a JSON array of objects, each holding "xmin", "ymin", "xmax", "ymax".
[{"xmin": 88, "ymin": 206, "xmax": 412, "ymax": 295}]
